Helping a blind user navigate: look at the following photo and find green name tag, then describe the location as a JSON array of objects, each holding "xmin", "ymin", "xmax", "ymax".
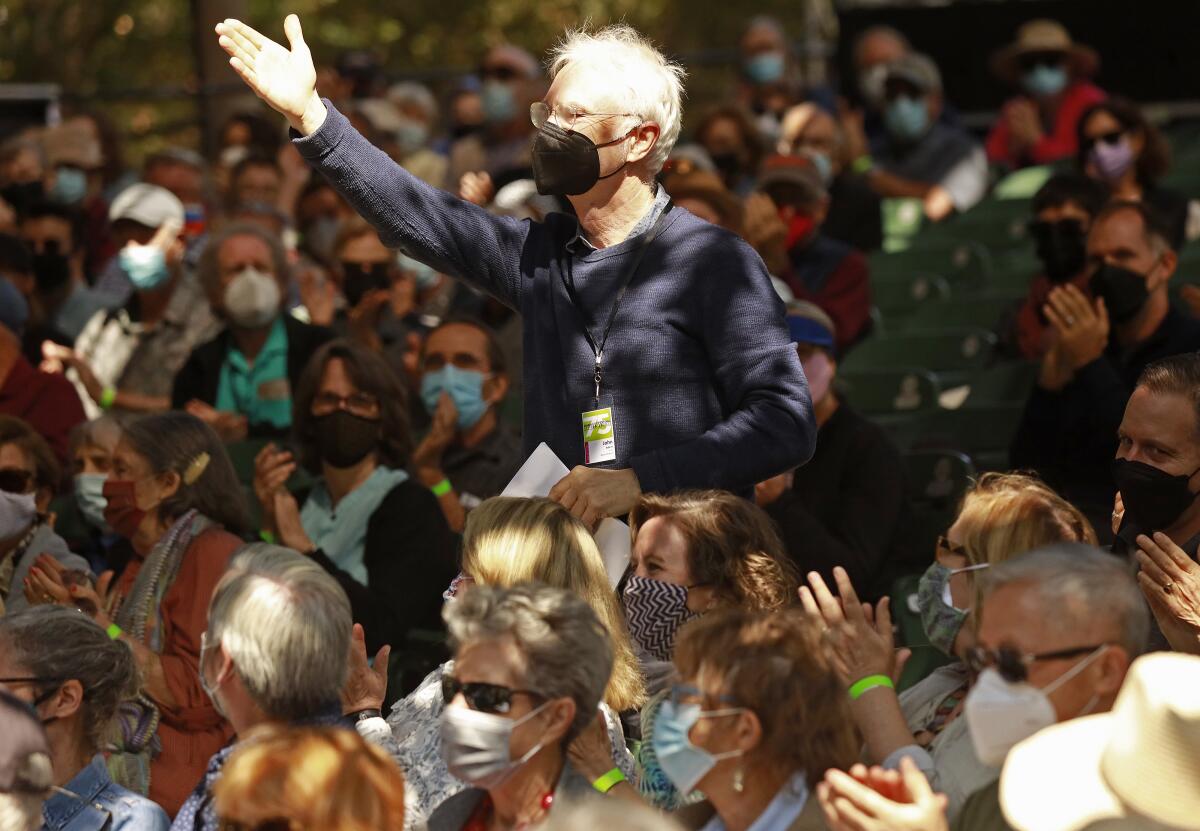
[{"xmin": 581, "ymin": 404, "xmax": 617, "ymax": 464}]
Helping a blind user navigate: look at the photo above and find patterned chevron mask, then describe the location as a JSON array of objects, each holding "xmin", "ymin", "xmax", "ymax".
[{"xmin": 622, "ymin": 575, "xmax": 701, "ymax": 662}]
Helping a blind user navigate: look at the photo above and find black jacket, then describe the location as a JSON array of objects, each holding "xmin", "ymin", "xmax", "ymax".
[
  {"xmin": 307, "ymin": 479, "xmax": 457, "ymax": 656},
  {"xmin": 171, "ymin": 315, "xmax": 334, "ymax": 439}
]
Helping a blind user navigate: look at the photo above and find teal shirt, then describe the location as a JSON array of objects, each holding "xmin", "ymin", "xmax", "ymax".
[{"xmin": 215, "ymin": 318, "xmax": 292, "ymax": 429}]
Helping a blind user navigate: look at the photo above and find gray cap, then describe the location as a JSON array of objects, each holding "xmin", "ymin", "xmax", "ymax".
[
  {"xmin": 108, "ymin": 183, "xmax": 185, "ymax": 229},
  {"xmin": 0, "ymin": 691, "xmax": 52, "ymax": 795},
  {"xmin": 884, "ymin": 52, "xmax": 942, "ymax": 94}
]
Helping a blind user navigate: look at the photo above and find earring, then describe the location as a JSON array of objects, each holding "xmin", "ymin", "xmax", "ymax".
[{"xmin": 732, "ymin": 766, "xmax": 745, "ymax": 794}]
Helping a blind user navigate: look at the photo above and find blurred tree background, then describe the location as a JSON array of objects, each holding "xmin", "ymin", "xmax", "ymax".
[{"xmin": 0, "ymin": 0, "xmax": 835, "ymax": 161}]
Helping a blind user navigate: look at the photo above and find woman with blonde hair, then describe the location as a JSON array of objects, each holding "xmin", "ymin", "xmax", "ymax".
[
  {"xmin": 348, "ymin": 496, "xmax": 643, "ymax": 829},
  {"xmin": 800, "ymin": 471, "xmax": 1096, "ymax": 819},
  {"xmin": 213, "ymin": 725, "xmax": 406, "ymax": 830}
]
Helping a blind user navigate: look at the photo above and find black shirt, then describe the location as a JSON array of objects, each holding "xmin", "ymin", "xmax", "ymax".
[
  {"xmin": 441, "ymin": 422, "xmax": 524, "ymax": 507},
  {"xmin": 1011, "ymin": 305, "xmax": 1200, "ymax": 537},
  {"xmin": 824, "ymin": 172, "xmax": 883, "ymax": 253},
  {"xmin": 766, "ymin": 402, "xmax": 917, "ymax": 599}
]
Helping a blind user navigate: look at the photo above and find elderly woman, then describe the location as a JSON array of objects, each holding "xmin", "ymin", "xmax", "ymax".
[
  {"xmin": 24, "ymin": 412, "xmax": 249, "ymax": 816},
  {"xmin": 0, "ymin": 606, "xmax": 169, "ymax": 830},
  {"xmin": 427, "ymin": 583, "xmax": 612, "ymax": 829},
  {"xmin": 801, "ymin": 472, "xmax": 1096, "ymax": 819},
  {"xmin": 0, "ymin": 416, "xmax": 90, "ymax": 616},
  {"xmin": 623, "ymin": 490, "xmax": 799, "ymax": 810},
  {"xmin": 61, "ymin": 416, "xmax": 131, "ymax": 576},
  {"xmin": 345, "ymin": 496, "xmax": 643, "ymax": 829},
  {"xmin": 660, "ymin": 607, "xmax": 857, "ymax": 829},
  {"xmin": 253, "ymin": 338, "xmax": 455, "ymax": 656},
  {"xmin": 213, "ymin": 725, "xmax": 407, "ymax": 830}
]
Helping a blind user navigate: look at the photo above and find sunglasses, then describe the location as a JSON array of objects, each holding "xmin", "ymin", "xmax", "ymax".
[
  {"xmin": 964, "ymin": 643, "xmax": 1105, "ymax": 684},
  {"xmin": 936, "ymin": 535, "xmax": 967, "ymax": 557},
  {"xmin": 479, "ymin": 65, "xmax": 521, "ymax": 82},
  {"xmin": 0, "ymin": 467, "xmax": 34, "ymax": 495},
  {"xmin": 1018, "ymin": 51, "xmax": 1065, "ymax": 72},
  {"xmin": 440, "ymin": 675, "xmax": 543, "ymax": 715},
  {"xmin": 1083, "ymin": 129, "xmax": 1126, "ymax": 154}
]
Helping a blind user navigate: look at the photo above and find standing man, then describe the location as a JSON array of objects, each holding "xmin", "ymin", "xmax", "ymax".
[{"xmin": 215, "ymin": 17, "xmax": 814, "ymax": 526}]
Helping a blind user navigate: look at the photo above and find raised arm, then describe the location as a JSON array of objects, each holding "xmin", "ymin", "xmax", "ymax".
[{"xmin": 215, "ymin": 16, "xmax": 529, "ymax": 307}]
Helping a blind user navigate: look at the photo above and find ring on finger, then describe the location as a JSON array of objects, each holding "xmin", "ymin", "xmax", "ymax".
[
  {"xmin": 1164, "ymin": 583, "xmax": 1175, "ymax": 594},
  {"xmin": 1065, "ymin": 315, "xmax": 1075, "ymax": 325}
]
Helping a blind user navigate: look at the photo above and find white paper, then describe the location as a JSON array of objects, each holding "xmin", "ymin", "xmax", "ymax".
[{"xmin": 502, "ymin": 443, "xmax": 632, "ymax": 587}]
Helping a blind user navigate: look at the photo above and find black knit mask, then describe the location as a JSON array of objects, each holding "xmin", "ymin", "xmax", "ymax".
[{"xmin": 531, "ymin": 122, "xmax": 634, "ymax": 196}]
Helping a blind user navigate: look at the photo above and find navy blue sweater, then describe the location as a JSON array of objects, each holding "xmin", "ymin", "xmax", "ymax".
[{"xmin": 294, "ymin": 104, "xmax": 814, "ymax": 493}]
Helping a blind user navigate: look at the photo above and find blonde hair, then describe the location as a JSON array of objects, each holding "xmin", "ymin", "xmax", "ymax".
[
  {"xmin": 461, "ymin": 497, "xmax": 645, "ymax": 712},
  {"xmin": 954, "ymin": 472, "xmax": 1096, "ymax": 607},
  {"xmin": 213, "ymin": 725, "xmax": 405, "ymax": 830}
]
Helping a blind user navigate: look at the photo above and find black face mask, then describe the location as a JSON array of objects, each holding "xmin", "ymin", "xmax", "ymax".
[
  {"xmin": 451, "ymin": 124, "xmax": 483, "ymax": 141},
  {"xmin": 1031, "ymin": 219, "xmax": 1087, "ymax": 284},
  {"xmin": 341, "ymin": 262, "xmax": 391, "ymax": 307},
  {"xmin": 313, "ymin": 410, "xmax": 381, "ymax": 469},
  {"xmin": 1090, "ymin": 263, "xmax": 1150, "ymax": 324},
  {"xmin": 1112, "ymin": 458, "xmax": 1200, "ymax": 533},
  {"xmin": 531, "ymin": 123, "xmax": 633, "ymax": 196},
  {"xmin": 32, "ymin": 250, "xmax": 72, "ymax": 294},
  {"xmin": 709, "ymin": 151, "xmax": 745, "ymax": 183},
  {"xmin": 0, "ymin": 180, "xmax": 44, "ymax": 213}
]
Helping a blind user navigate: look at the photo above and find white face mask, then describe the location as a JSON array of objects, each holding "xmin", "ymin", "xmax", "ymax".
[
  {"xmin": 964, "ymin": 645, "xmax": 1107, "ymax": 766},
  {"xmin": 439, "ymin": 700, "xmax": 550, "ymax": 789},
  {"xmin": 223, "ymin": 266, "xmax": 282, "ymax": 329},
  {"xmin": 0, "ymin": 491, "xmax": 37, "ymax": 540}
]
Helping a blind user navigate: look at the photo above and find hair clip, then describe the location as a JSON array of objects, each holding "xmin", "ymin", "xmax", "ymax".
[{"xmin": 183, "ymin": 451, "xmax": 211, "ymax": 485}]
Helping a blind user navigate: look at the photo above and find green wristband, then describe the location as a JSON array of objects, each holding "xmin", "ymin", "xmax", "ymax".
[
  {"xmin": 592, "ymin": 767, "xmax": 626, "ymax": 794},
  {"xmin": 99, "ymin": 387, "xmax": 117, "ymax": 410},
  {"xmin": 851, "ymin": 155, "xmax": 874, "ymax": 174},
  {"xmin": 106, "ymin": 623, "xmax": 123, "ymax": 641},
  {"xmin": 848, "ymin": 674, "xmax": 894, "ymax": 700},
  {"xmin": 259, "ymin": 529, "xmax": 276, "ymax": 544},
  {"xmin": 430, "ymin": 478, "xmax": 453, "ymax": 497}
]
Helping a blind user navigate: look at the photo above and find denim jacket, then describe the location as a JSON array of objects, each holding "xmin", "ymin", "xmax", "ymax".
[{"xmin": 42, "ymin": 756, "xmax": 170, "ymax": 831}]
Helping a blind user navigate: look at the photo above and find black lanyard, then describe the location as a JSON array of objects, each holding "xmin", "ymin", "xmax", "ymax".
[{"xmin": 561, "ymin": 200, "xmax": 674, "ymax": 400}]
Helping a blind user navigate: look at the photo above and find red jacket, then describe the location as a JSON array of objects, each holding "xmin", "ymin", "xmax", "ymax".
[{"xmin": 986, "ymin": 82, "xmax": 1106, "ymax": 168}]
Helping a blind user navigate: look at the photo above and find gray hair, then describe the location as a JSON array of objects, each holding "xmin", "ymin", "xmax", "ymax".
[
  {"xmin": 444, "ymin": 583, "xmax": 613, "ymax": 741},
  {"xmin": 548, "ymin": 25, "xmax": 687, "ymax": 175},
  {"xmin": 196, "ymin": 221, "xmax": 289, "ymax": 300},
  {"xmin": 207, "ymin": 544, "xmax": 352, "ymax": 720},
  {"xmin": 0, "ymin": 606, "xmax": 139, "ymax": 749},
  {"xmin": 981, "ymin": 544, "xmax": 1151, "ymax": 657},
  {"xmin": 67, "ymin": 414, "xmax": 122, "ymax": 460},
  {"xmin": 387, "ymin": 82, "xmax": 438, "ymax": 123}
]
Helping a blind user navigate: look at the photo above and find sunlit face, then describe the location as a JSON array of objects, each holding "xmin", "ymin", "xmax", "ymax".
[
  {"xmin": 630, "ymin": 516, "xmax": 692, "ymax": 585},
  {"xmin": 541, "ymin": 63, "xmax": 642, "ymax": 174}
]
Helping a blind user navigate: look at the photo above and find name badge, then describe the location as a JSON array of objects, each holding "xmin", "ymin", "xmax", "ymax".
[{"xmin": 581, "ymin": 396, "xmax": 617, "ymax": 464}]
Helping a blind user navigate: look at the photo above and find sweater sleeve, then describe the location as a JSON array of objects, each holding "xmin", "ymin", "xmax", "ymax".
[
  {"xmin": 629, "ymin": 238, "xmax": 816, "ymax": 493},
  {"xmin": 292, "ymin": 103, "xmax": 531, "ymax": 309},
  {"xmin": 309, "ymin": 481, "xmax": 457, "ymax": 655}
]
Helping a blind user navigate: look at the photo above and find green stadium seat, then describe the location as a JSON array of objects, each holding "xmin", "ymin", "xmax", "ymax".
[
  {"xmin": 871, "ymin": 274, "xmax": 952, "ymax": 316},
  {"xmin": 838, "ymin": 368, "xmax": 942, "ymax": 416},
  {"xmin": 898, "ymin": 294, "xmax": 1019, "ymax": 334},
  {"xmin": 904, "ymin": 448, "xmax": 976, "ymax": 561},
  {"xmin": 841, "ymin": 328, "xmax": 998, "ymax": 375},
  {"xmin": 889, "ymin": 573, "xmax": 953, "ymax": 691}
]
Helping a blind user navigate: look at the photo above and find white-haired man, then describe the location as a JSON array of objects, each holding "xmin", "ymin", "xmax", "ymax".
[
  {"xmin": 215, "ymin": 17, "xmax": 815, "ymax": 527},
  {"xmin": 171, "ymin": 544, "xmax": 353, "ymax": 831}
]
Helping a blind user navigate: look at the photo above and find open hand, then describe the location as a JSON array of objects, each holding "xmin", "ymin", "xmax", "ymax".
[
  {"xmin": 253, "ymin": 442, "xmax": 297, "ymax": 531},
  {"xmin": 413, "ymin": 393, "xmax": 458, "ymax": 475},
  {"xmin": 818, "ymin": 757, "xmax": 949, "ymax": 831},
  {"xmin": 799, "ymin": 567, "xmax": 909, "ymax": 686},
  {"xmin": 459, "ymin": 171, "xmax": 495, "ymax": 207},
  {"xmin": 216, "ymin": 16, "xmax": 326, "ymax": 135},
  {"xmin": 273, "ymin": 488, "xmax": 314, "ymax": 554},
  {"xmin": 1043, "ymin": 284, "xmax": 1108, "ymax": 374},
  {"xmin": 341, "ymin": 623, "xmax": 390, "ymax": 714},
  {"xmin": 1136, "ymin": 532, "xmax": 1200, "ymax": 655},
  {"xmin": 567, "ymin": 710, "xmax": 615, "ymax": 781}
]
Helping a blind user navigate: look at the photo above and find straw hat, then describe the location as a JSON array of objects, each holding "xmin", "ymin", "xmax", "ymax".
[
  {"xmin": 999, "ymin": 652, "xmax": 1200, "ymax": 831},
  {"xmin": 991, "ymin": 19, "xmax": 1099, "ymax": 85}
]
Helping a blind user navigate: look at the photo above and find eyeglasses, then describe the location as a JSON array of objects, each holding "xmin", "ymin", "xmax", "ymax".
[
  {"xmin": 311, "ymin": 391, "xmax": 380, "ymax": 417},
  {"xmin": 1083, "ymin": 129, "xmax": 1126, "ymax": 153},
  {"xmin": 530, "ymin": 101, "xmax": 637, "ymax": 132},
  {"xmin": 964, "ymin": 643, "xmax": 1106, "ymax": 684},
  {"xmin": 0, "ymin": 467, "xmax": 34, "ymax": 495},
  {"xmin": 440, "ymin": 675, "xmax": 544, "ymax": 715}
]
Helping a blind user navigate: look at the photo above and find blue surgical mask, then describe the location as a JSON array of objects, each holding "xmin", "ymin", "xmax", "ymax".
[
  {"xmin": 806, "ymin": 150, "xmax": 834, "ymax": 186},
  {"xmin": 50, "ymin": 166, "xmax": 88, "ymax": 206},
  {"xmin": 395, "ymin": 118, "xmax": 430, "ymax": 156},
  {"xmin": 74, "ymin": 473, "xmax": 109, "ymax": 531},
  {"xmin": 884, "ymin": 95, "xmax": 930, "ymax": 143},
  {"xmin": 481, "ymin": 81, "xmax": 517, "ymax": 124},
  {"xmin": 1022, "ymin": 65, "xmax": 1068, "ymax": 98},
  {"xmin": 421, "ymin": 365, "xmax": 490, "ymax": 430},
  {"xmin": 744, "ymin": 52, "xmax": 785, "ymax": 84},
  {"xmin": 118, "ymin": 245, "xmax": 171, "ymax": 291},
  {"xmin": 652, "ymin": 698, "xmax": 745, "ymax": 795}
]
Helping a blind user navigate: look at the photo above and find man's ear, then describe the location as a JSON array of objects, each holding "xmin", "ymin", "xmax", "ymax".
[
  {"xmin": 1155, "ymin": 249, "xmax": 1178, "ymax": 288},
  {"xmin": 483, "ymin": 373, "xmax": 510, "ymax": 406},
  {"xmin": 629, "ymin": 122, "xmax": 661, "ymax": 166}
]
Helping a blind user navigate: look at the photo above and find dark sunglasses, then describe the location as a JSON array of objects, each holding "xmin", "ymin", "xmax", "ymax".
[
  {"xmin": 936, "ymin": 535, "xmax": 967, "ymax": 557},
  {"xmin": 1028, "ymin": 218, "xmax": 1086, "ymax": 238},
  {"xmin": 0, "ymin": 467, "xmax": 34, "ymax": 495},
  {"xmin": 479, "ymin": 65, "xmax": 520, "ymax": 82},
  {"xmin": 440, "ymin": 675, "xmax": 543, "ymax": 715},
  {"xmin": 964, "ymin": 643, "xmax": 1104, "ymax": 684},
  {"xmin": 1083, "ymin": 129, "xmax": 1126, "ymax": 153},
  {"xmin": 1018, "ymin": 51, "xmax": 1065, "ymax": 72}
]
